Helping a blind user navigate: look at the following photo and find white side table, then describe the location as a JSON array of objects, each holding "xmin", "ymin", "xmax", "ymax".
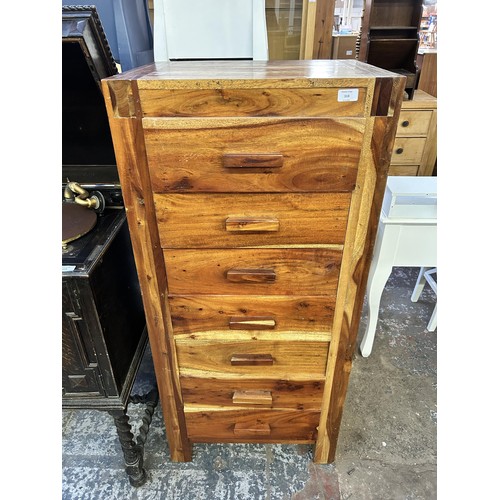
[{"xmin": 359, "ymin": 176, "xmax": 437, "ymax": 357}]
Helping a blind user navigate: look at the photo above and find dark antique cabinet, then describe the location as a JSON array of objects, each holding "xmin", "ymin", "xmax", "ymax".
[
  {"xmin": 62, "ymin": 6, "xmax": 157, "ymax": 486},
  {"xmin": 358, "ymin": 0, "xmax": 423, "ymax": 99},
  {"xmin": 62, "ymin": 210, "xmax": 145, "ymax": 408}
]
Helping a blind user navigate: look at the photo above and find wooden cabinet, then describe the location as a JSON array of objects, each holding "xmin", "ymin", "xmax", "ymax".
[
  {"xmin": 359, "ymin": 0, "xmax": 423, "ymax": 99},
  {"xmin": 102, "ymin": 60, "xmax": 405, "ymax": 463},
  {"xmin": 389, "ymin": 90, "xmax": 437, "ymax": 176}
]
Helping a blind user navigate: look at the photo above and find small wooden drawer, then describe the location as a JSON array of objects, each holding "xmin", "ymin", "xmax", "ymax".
[
  {"xmin": 396, "ymin": 110, "xmax": 432, "ymax": 136},
  {"xmin": 180, "ymin": 377, "xmax": 325, "ymax": 409},
  {"xmin": 388, "ymin": 165, "xmax": 419, "ymax": 176},
  {"xmin": 184, "ymin": 407, "xmax": 320, "ymax": 443},
  {"xmin": 155, "ymin": 192, "xmax": 351, "ymax": 248},
  {"xmin": 164, "ymin": 248, "xmax": 342, "ymax": 296},
  {"xmin": 175, "ymin": 339, "xmax": 329, "ymax": 378},
  {"xmin": 169, "ymin": 295, "xmax": 335, "ymax": 336},
  {"xmin": 139, "ymin": 87, "xmax": 367, "ymax": 118},
  {"xmin": 390, "ymin": 138, "xmax": 426, "ymax": 164},
  {"xmin": 143, "ymin": 117, "xmax": 364, "ymax": 193}
]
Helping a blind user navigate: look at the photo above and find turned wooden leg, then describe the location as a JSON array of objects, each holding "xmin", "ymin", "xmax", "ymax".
[{"xmin": 108, "ymin": 387, "xmax": 159, "ymax": 487}]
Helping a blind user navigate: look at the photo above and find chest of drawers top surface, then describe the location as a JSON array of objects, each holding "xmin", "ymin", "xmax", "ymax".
[
  {"xmin": 102, "ymin": 60, "xmax": 405, "ymax": 464},
  {"xmin": 106, "ymin": 59, "xmax": 401, "ymax": 85}
]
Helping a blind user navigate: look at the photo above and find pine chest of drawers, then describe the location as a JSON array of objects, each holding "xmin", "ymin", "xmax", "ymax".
[{"xmin": 102, "ymin": 60, "xmax": 404, "ymax": 463}]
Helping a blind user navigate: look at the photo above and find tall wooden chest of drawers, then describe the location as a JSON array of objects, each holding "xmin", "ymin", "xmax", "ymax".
[{"xmin": 102, "ymin": 60, "xmax": 405, "ymax": 463}]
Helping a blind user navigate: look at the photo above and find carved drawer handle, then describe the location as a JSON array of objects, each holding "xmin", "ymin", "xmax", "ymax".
[
  {"xmin": 226, "ymin": 268, "xmax": 276, "ymax": 283},
  {"xmin": 232, "ymin": 390, "xmax": 273, "ymax": 405},
  {"xmin": 222, "ymin": 153, "xmax": 283, "ymax": 169},
  {"xmin": 233, "ymin": 422, "xmax": 271, "ymax": 436},
  {"xmin": 230, "ymin": 354, "xmax": 274, "ymax": 366},
  {"xmin": 395, "ymin": 147, "xmax": 404, "ymax": 154},
  {"xmin": 229, "ymin": 316, "xmax": 276, "ymax": 330},
  {"xmin": 225, "ymin": 217, "xmax": 280, "ymax": 233}
]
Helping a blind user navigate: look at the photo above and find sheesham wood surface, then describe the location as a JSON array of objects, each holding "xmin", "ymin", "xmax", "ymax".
[
  {"xmin": 144, "ymin": 118, "xmax": 363, "ymax": 193},
  {"xmin": 154, "ymin": 193, "xmax": 351, "ymax": 248},
  {"xmin": 180, "ymin": 377, "xmax": 325, "ymax": 409},
  {"xmin": 168, "ymin": 295, "xmax": 335, "ymax": 336},
  {"xmin": 314, "ymin": 77, "xmax": 406, "ymax": 463},
  {"xmin": 163, "ymin": 248, "xmax": 342, "ymax": 296},
  {"xmin": 139, "ymin": 88, "xmax": 367, "ymax": 118},
  {"xmin": 102, "ymin": 60, "xmax": 405, "ymax": 465},
  {"xmin": 184, "ymin": 407, "xmax": 320, "ymax": 443},
  {"xmin": 175, "ymin": 339, "xmax": 329, "ymax": 379},
  {"xmin": 101, "ymin": 81, "xmax": 192, "ymax": 461}
]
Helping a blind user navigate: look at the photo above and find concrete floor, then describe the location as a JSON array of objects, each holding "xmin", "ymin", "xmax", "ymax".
[{"xmin": 62, "ymin": 266, "xmax": 437, "ymax": 499}]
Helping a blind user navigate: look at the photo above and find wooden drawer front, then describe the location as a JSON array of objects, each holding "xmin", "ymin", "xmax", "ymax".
[
  {"xmin": 388, "ymin": 165, "xmax": 419, "ymax": 176},
  {"xmin": 155, "ymin": 193, "xmax": 351, "ymax": 248},
  {"xmin": 169, "ymin": 295, "xmax": 334, "ymax": 336},
  {"xmin": 185, "ymin": 407, "xmax": 320, "ymax": 443},
  {"xmin": 175, "ymin": 339, "xmax": 329, "ymax": 378},
  {"xmin": 391, "ymin": 138, "xmax": 426, "ymax": 164},
  {"xmin": 143, "ymin": 117, "xmax": 364, "ymax": 193},
  {"xmin": 164, "ymin": 248, "xmax": 341, "ymax": 296},
  {"xmin": 140, "ymin": 87, "xmax": 367, "ymax": 118},
  {"xmin": 396, "ymin": 110, "xmax": 432, "ymax": 136},
  {"xmin": 181, "ymin": 377, "xmax": 325, "ymax": 409}
]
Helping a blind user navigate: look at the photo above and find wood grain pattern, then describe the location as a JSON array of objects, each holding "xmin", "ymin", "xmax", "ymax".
[
  {"xmin": 229, "ymin": 317, "xmax": 276, "ymax": 330},
  {"xmin": 164, "ymin": 248, "xmax": 342, "ymax": 296},
  {"xmin": 232, "ymin": 391, "xmax": 273, "ymax": 405},
  {"xmin": 101, "ymin": 60, "xmax": 406, "ymax": 464},
  {"xmin": 230, "ymin": 354, "xmax": 274, "ymax": 366},
  {"xmin": 185, "ymin": 407, "xmax": 320, "ymax": 443},
  {"xmin": 101, "ymin": 80, "xmax": 192, "ymax": 462},
  {"xmin": 315, "ymin": 76, "xmax": 405, "ymax": 464},
  {"xmin": 154, "ymin": 193, "xmax": 351, "ymax": 248},
  {"xmin": 234, "ymin": 422, "xmax": 271, "ymax": 436},
  {"xmin": 175, "ymin": 339, "xmax": 329, "ymax": 379},
  {"xmin": 226, "ymin": 268, "xmax": 276, "ymax": 284},
  {"xmin": 388, "ymin": 165, "xmax": 419, "ymax": 176},
  {"xmin": 144, "ymin": 117, "xmax": 364, "ymax": 193},
  {"xmin": 139, "ymin": 87, "xmax": 367, "ymax": 117},
  {"xmin": 396, "ymin": 110, "xmax": 432, "ymax": 136},
  {"xmin": 180, "ymin": 377, "xmax": 325, "ymax": 409},
  {"xmin": 222, "ymin": 154, "xmax": 283, "ymax": 169},
  {"xmin": 391, "ymin": 137, "xmax": 426, "ymax": 164},
  {"xmin": 225, "ymin": 217, "xmax": 280, "ymax": 233},
  {"xmin": 168, "ymin": 295, "xmax": 335, "ymax": 336}
]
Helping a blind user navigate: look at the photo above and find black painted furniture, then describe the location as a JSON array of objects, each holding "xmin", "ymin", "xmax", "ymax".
[{"xmin": 62, "ymin": 6, "xmax": 157, "ymax": 486}]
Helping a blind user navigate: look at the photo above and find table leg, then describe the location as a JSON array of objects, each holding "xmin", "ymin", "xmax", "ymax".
[
  {"xmin": 108, "ymin": 387, "xmax": 159, "ymax": 487},
  {"xmin": 359, "ymin": 261, "xmax": 393, "ymax": 357},
  {"xmin": 411, "ymin": 266, "xmax": 428, "ymax": 302}
]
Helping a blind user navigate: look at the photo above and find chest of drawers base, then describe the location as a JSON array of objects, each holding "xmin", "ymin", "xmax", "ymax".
[{"xmin": 102, "ymin": 60, "xmax": 405, "ymax": 464}]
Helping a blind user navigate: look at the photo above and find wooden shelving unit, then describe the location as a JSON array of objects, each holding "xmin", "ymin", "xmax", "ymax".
[{"xmin": 359, "ymin": 0, "xmax": 423, "ymax": 99}]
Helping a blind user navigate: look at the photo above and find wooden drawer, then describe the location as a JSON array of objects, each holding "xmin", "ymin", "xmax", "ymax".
[
  {"xmin": 155, "ymin": 192, "xmax": 351, "ymax": 248},
  {"xmin": 169, "ymin": 295, "xmax": 334, "ymax": 336},
  {"xmin": 143, "ymin": 117, "xmax": 364, "ymax": 192},
  {"xmin": 181, "ymin": 377, "xmax": 325, "ymax": 409},
  {"xmin": 164, "ymin": 248, "xmax": 342, "ymax": 296},
  {"xmin": 388, "ymin": 165, "xmax": 419, "ymax": 176},
  {"xmin": 185, "ymin": 407, "xmax": 320, "ymax": 443},
  {"xmin": 175, "ymin": 339, "xmax": 329, "ymax": 378},
  {"xmin": 140, "ymin": 87, "xmax": 368, "ymax": 118},
  {"xmin": 396, "ymin": 110, "xmax": 432, "ymax": 136},
  {"xmin": 390, "ymin": 138, "xmax": 426, "ymax": 164}
]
